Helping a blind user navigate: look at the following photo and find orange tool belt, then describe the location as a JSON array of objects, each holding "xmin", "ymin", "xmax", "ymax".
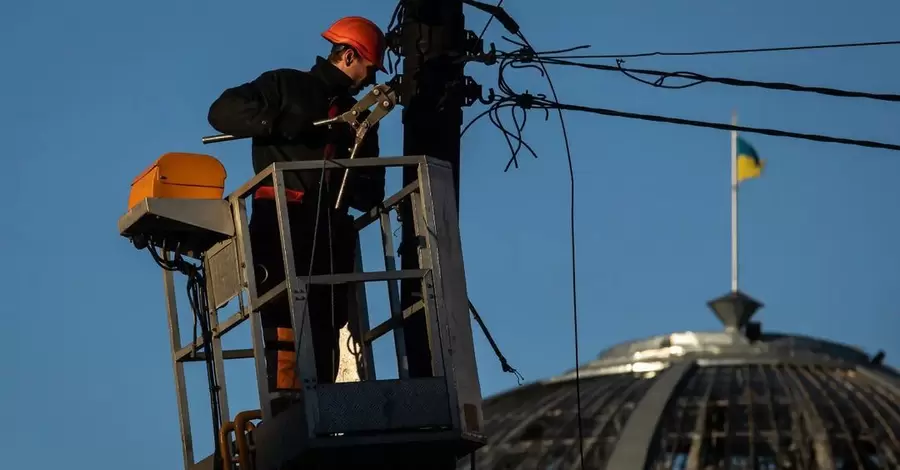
[{"xmin": 253, "ymin": 186, "xmax": 305, "ymax": 202}]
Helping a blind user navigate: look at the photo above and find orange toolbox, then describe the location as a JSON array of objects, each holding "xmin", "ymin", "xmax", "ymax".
[{"xmin": 128, "ymin": 152, "xmax": 227, "ymax": 209}]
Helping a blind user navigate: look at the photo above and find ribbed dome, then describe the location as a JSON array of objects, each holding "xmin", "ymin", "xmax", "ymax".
[{"xmin": 460, "ymin": 330, "xmax": 900, "ymax": 470}]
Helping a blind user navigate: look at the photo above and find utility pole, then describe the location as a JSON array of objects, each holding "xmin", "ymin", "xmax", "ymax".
[
  {"xmin": 397, "ymin": 0, "xmax": 466, "ymax": 384},
  {"xmin": 394, "ymin": 3, "xmax": 491, "ymax": 466}
]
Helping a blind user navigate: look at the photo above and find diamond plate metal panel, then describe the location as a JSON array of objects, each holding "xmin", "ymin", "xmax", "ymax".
[
  {"xmin": 316, "ymin": 377, "xmax": 453, "ymax": 434},
  {"xmin": 206, "ymin": 239, "xmax": 241, "ymax": 310}
]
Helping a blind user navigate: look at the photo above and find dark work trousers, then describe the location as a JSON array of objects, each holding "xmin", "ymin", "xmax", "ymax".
[{"xmin": 248, "ymin": 197, "xmax": 356, "ymax": 403}]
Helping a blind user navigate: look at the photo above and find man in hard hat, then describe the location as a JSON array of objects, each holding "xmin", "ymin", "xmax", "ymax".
[{"xmin": 207, "ymin": 16, "xmax": 387, "ymax": 413}]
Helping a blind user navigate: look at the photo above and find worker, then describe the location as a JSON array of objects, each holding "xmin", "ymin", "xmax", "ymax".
[{"xmin": 206, "ymin": 16, "xmax": 387, "ymax": 414}]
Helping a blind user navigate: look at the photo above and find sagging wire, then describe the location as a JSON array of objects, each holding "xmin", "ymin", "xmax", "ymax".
[
  {"xmin": 461, "ymin": 27, "xmax": 587, "ymax": 470},
  {"xmin": 531, "ymin": 55, "xmax": 900, "ymax": 103},
  {"xmin": 507, "ymin": 30, "xmax": 587, "ymax": 470},
  {"xmin": 541, "ymin": 39, "xmax": 900, "ymax": 60},
  {"xmin": 457, "ymin": 25, "xmax": 900, "ymax": 470},
  {"xmin": 475, "ymin": 0, "xmax": 504, "ymax": 40},
  {"xmin": 147, "ymin": 246, "xmax": 224, "ymax": 470},
  {"xmin": 498, "ymin": 93, "xmax": 900, "ymax": 152},
  {"xmin": 291, "ymin": 160, "xmax": 330, "ymax": 383},
  {"xmin": 487, "ymin": 43, "xmax": 900, "ymax": 152},
  {"xmin": 469, "ymin": 300, "xmax": 523, "ymax": 384},
  {"xmin": 460, "ymin": 40, "xmax": 597, "ymax": 171},
  {"xmin": 460, "ymin": 50, "xmax": 546, "ymax": 171}
]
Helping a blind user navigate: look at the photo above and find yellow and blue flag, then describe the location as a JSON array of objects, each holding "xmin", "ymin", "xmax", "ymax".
[{"xmin": 736, "ymin": 136, "xmax": 764, "ymax": 182}]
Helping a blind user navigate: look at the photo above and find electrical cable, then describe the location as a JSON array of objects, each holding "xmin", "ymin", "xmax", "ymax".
[
  {"xmin": 526, "ymin": 55, "xmax": 900, "ymax": 103},
  {"xmin": 385, "ymin": 0, "xmax": 524, "ymax": 388},
  {"xmin": 147, "ymin": 246, "xmax": 224, "ymax": 470},
  {"xmin": 290, "ymin": 160, "xmax": 330, "ymax": 390},
  {"xmin": 462, "ymin": 30, "xmax": 900, "ymax": 470},
  {"xmin": 453, "ymin": 10, "xmax": 900, "ymax": 470},
  {"xmin": 185, "ymin": 262, "xmax": 222, "ymax": 459},
  {"xmin": 385, "ymin": 1, "xmax": 407, "ymax": 75},
  {"xmin": 536, "ymin": 99, "xmax": 900, "ymax": 152},
  {"xmin": 476, "ymin": 0, "xmax": 503, "ymax": 39},
  {"xmin": 460, "ymin": 67, "xmax": 543, "ymax": 171},
  {"xmin": 478, "ymin": 41, "xmax": 900, "ymax": 153},
  {"xmin": 544, "ymin": 39, "xmax": 900, "ymax": 60},
  {"xmin": 468, "ymin": 300, "xmax": 523, "ymax": 383},
  {"xmin": 504, "ymin": 30, "xmax": 587, "ymax": 470},
  {"xmin": 326, "ymin": 173, "xmax": 338, "ymax": 380}
]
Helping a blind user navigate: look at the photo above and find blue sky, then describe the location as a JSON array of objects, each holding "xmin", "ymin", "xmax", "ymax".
[{"xmin": 3, "ymin": 0, "xmax": 899, "ymax": 468}]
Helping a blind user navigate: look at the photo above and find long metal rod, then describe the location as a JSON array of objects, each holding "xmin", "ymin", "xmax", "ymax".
[
  {"xmin": 381, "ymin": 211, "xmax": 410, "ymax": 379},
  {"xmin": 352, "ymin": 236, "xmax": 377, "ymax": 381},
  {"xmin": 202, "ymin": 134, "xmax": 240, "ymax": 144},
  {"xmin": 363, "ymin": 301, "xmax": 424, "ymax": 344},
  {"xmin": 231, "ymin": 196, "xmax": 274, "ymax": 420},
  {"xmin": 271, "ymin": 168, "xmax": 319, "ymax": 435},
  {"xmin": 226, "ymin": 157, "xmax": 444, "ymax": 201},
  {"xmin": 180, "ymin": 349, "xmax": 255, "ymax": 361},
  {"xmin": 203, "ymin": 304, "xmax": 231, "ymax": 429},
  {"xmin": 409, "ymin": 183, "xmax": 446, "ymax": 377},
  {"xmin": 271, "ymin": 156, "xmax": 450, "ymax": 171},
  {"xmin": 163, "ymin": 269, "xmax": 195, "ymax": 468},
  {"xmin": 731, "ymin": 112, "xmax": 739, "ymax": 292},
  {"xmin": 353, "ymin": 180, "xmax": 420, "ymax": 231},
  {"xmin": 231, "ymin": 164, "xmax": 275, "ymax": 200},
  {"xmin": 305, "ymin": 269, "xmax": 428, "ymax": 285},
  {"xmin": 334, "ymin": 139, "xmax": 362, "ymax": 209}
]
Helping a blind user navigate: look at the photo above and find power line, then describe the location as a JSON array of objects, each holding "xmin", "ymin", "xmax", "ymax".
[
  {"xmin": 462, "ymin": 19, "xmax": 900, "ymax": 470},
  {"xmin": 541, "ymin": 39, "xmax": 900, "ymax": 60},
  {"xmin": 512, "ymin": 31, "xmax": 587, "ymax": 470},
  {"xmin": 474, "ymin": 39, "xmax": 900, "ymax": 157},
  {"xmin": 523, "ymin": 97, "xmax": 900, "ymax": 151},
  {"xmin": 530, "ymin": 56, "xmax": 900, "ymax": 103},
  {"xmin": 463, "ymin": 27, "xmax": 587, "ymax": 469},
  {"xmin": 477, "ymin": 0, "xmax": 503, "ymax": 39}
]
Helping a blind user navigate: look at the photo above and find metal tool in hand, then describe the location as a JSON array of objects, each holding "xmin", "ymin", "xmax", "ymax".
[{"xmin": 312, "ymin": 83, "xmax": 398, "ymax": 210}]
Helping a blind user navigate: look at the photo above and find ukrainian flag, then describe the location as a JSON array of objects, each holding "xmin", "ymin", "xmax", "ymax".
[{"xmin": 736, "ymin": 136, "xmax": 764, "ymax": 182}]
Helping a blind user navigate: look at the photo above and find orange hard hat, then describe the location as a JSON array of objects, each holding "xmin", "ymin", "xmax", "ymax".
[{"xmin": 322, "ymin": 16, "xmax": 387, "ymax": 72}]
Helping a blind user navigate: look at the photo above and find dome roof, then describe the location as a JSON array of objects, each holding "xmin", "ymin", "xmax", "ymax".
[{"xmin": 461, "ymin": 329, "xmax": 900, "ymax": 470}]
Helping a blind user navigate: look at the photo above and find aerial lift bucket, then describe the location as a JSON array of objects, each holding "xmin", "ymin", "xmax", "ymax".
[{"xmin": 118, "ymin": 153, "xmax": 486, "ymax": 469}]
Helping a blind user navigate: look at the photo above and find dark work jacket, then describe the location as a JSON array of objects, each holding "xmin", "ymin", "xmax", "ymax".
[{"xmin": 207, "ymin": 57, "xmax": 384, "ymax": 214}]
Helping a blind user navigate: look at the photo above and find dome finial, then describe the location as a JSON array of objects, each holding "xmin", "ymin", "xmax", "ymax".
[{"xmin": 707, "ymin": 290, "xmax": 763, "ymax": 331}]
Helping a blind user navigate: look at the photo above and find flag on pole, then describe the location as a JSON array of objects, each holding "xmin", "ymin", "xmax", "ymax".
[{"xmin": 736, "ymin": 136, "xmax": 764, "ymax": 182}]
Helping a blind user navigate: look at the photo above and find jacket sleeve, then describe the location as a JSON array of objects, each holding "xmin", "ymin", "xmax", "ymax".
[
  {"xmin": 347, "ymin": 122, "xmax": 386, "ymax": 212},
  {"xmin": 207, "ymin": 70, "xmax": 320, "ymax": 139}
]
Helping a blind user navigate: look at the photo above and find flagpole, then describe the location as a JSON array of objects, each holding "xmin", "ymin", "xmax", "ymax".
[{"xmin": 731, "ymin": 112, "xmax": 739, "ymax": 292}]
